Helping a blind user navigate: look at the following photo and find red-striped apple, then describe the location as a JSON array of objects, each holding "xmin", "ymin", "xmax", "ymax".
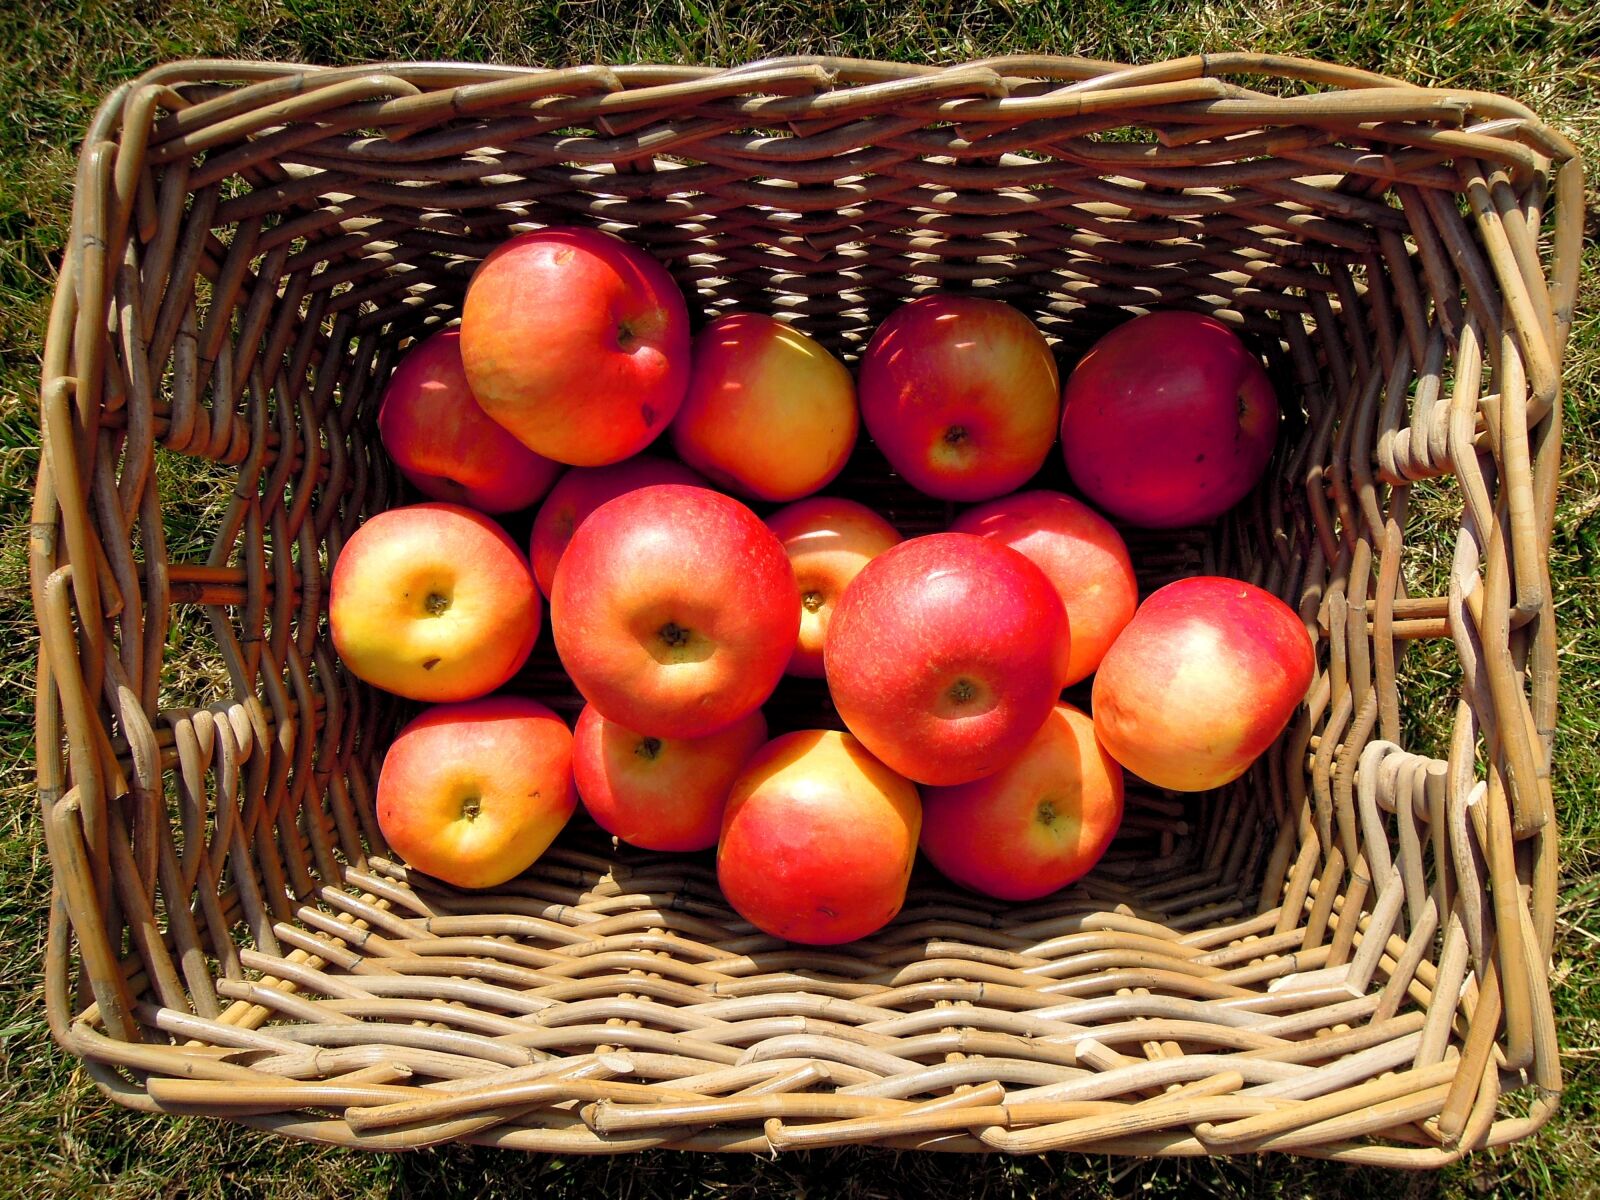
[
  {"xmin": 824, "ymin": 533, "xmax": 1070, "ymax": 786},
  {"xmin": 573, "ymin": 704, "xmax": 767, "ymax": 852},
  {"xmin": 1061, "ymin": 311, "xmax": 1279, "ymax": 527},
  {"xmin": 920, "ymin": 703, "xmax": 1123, "ymax": 901},
  {"xmin": 377, "ymin": 329, "xmax": 561, "ymax": 514},
  {"xmin": 951, "ymin": 490, "xmax": 1137, "ymax": 686},
  {"xmin": 528, "ymin": 456, "xmax": 706, "ymax": 597},
  {"xmin": 551, "ymin": 485, "xmax": 799, "ymax": 738},
  {"xmin": 718, "ymin": 730, "xmax": 921, "ymax": 945},
  {"xmin": 858, "ymin": 296, "xmax": 1059, "ymax": 501}
]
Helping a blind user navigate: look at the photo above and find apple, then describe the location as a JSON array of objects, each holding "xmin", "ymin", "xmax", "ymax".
[
  {"xmin": 528, "ymin": 456, "xmax": 706, "ymax": 597},
  {"xmin": 376, "ymin": 696, "xmax": 575, "ymax": 890},
  {"xmin": 573, "ymin": 704, "xmax": 767, "ymax": 851},
  {"xmin": 1092, "ymin": 576, "xmax": 1315, "ymax": 791},
  {"xmin": 459, "ymin": 227, "xmax": 691, "ymax": 466},
  {"xmin": 857, "ymin": 295, "xmax": 1059, "ymax": 501},
  {"xmin": 950, "ymin": 490, "xmax": 1137, "ymax": 686},
  {"xmin": 551, "ymin": 485, "xmax": 799, "ymax": 739},
  {"xmin": 765, "ymin": 497, "xmax": 902, "ymax": 678},
  {"xmin": 330, "ymin": 502, "xmax": 540, "ymax": 702},
  {"xmin": 671, "ymin": 312, "xmax": 858, "ymax": 501},
  {"xmin": 920, "ymin": 703, "xmax": 1123, "ymax": 901},
  {"xmin": 717, "ymin": 729, "xmax": 921, "ymax": 945},
  {"xmin": 824, "ymin": 532, "xmax": 1071, "ymax": 787},
  {"xmin": 376, "ymin": 329, "xmax": 562, "ymax": 514},
  {"xmin": 1060, "ymin": 310, "xmax": 1279, "ymax": 527}
]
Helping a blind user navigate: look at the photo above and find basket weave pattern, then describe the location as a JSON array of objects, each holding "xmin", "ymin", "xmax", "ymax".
[{"xmin": 31, "ymin": 55, "xmax": 1581, "ymax": 1162}]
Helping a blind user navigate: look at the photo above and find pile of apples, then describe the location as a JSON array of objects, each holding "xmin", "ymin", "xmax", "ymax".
[{"xmin": 331, "ymin": 226, "xmax": 1316, "ymax": 946}]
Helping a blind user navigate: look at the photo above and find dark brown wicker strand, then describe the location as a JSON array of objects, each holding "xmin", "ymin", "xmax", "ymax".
[{"xmin": 31, "ymin": 55, "xmax": 1578, "ymax": 1163}]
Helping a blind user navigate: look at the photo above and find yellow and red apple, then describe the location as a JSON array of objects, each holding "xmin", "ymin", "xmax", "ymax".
[
  {"xmin": 573, "ymin": 704, "xmax": 767, "ymax": 852},
  {"xmin": 376, "ymin": 696, "xmax": 576, "ymax": 890},
  {"xmin": 718, "ymin": 730, "xmax": 921, "ymax": 945},
  {"xmin": 765, "ymin": 497, "xmax": 902, "ymax": 678},
  {"xmin": 1092, "ymin": 577, "xmax": 1315, "ymax": 790},
  {"xmin": 671, "ymin": 312, "xmax": 858, "ymax": 501},
  {"xmin": 330, "ymin": 502, "xmax": 540, "ymax": 702},
  {"xmin": 460, "ymin": 226, "xmax": 691, "ymax": 466},
  {"xmin": 920, "ymin": 703, "xmax": 1123, "ymax": 901},
  {"xmin": 858, "ymin": 296, "xmax": 1059, "ymax": 501}
]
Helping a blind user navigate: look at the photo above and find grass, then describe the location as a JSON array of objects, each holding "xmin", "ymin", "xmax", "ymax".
[{"xmin": 2, "ymin": 1, "xmax": 1597, "ymax": 1196}]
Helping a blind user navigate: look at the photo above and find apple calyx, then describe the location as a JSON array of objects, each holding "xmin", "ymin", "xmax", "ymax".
[
  {"xmin": 947, "ymin": 678, "xmax": 979, "ymax": 705},
  {"xmin": 636, "ymin": 737, "xmax": 663, "ymax": 761},
  {"xmin": 943, "ymin": 425, "xmax": 969, "ymax": 446},
  {"xmin": 1036, "ymin": 798, "xmax": 1057, "ymax": 827},
  {"xmin": 659, "ymin": 622, "xmax": 691, "ymax": 648},
  {"xmin": 801, "ymin": 591, "xmax": 826, "ymax": 613},
  {"xmin": 460, "ymin": 794, "xmax": 481, "ymax": 821},
  {"xmin": 424, "ymin": 592, "xmax": 451, "ymax": 615}
]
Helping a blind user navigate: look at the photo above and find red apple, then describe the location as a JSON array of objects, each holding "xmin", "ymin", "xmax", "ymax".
[
  {"xmin": 460, "ymin": 227, "xmax": 690, "ymax": 466},
  {"xmin": 1092, "ymin": 577, "xmax": 1315, "ymax": 791},
  {"xmin": 573, "ymin": 704, "xmax": 767, "ymax": 852},
  {"xmin": 551, "ymin": 485, "xmax": 799, "ymax": 739},
  {"xmin": 672, "ymin": 312, "xmax": 858, "ymax": 501},
  {"xmin": 330, "ymin": 502, "xmax": 540, "ymax": 702},
  {"xmin": 1060, "ymin": 311, "xmax": 1279, "ymax": 527},
  {"xmin": 376, "ymin": 329, "xmax": 562, "ymax": 514},
  {"xmin": 765, "ymin": 497, "xmax": 902, "ymax": 678},
  {"xmin": 376, "ymin": 696, "xmax": 575, "ymax": 890},
  {"xmin": 950, "ymin": 490, "xmax": 1137, "ymax": 686},
  {"xmin": 824, "ymin": 532, "xmax": 1071, "ymax": 786},
  {"xmin": 920, "ymin": 703, "xmax": 1123, "ymax": 901},
  {"xmin": 528, "ymin": 456, "xmax": 706, "ymax": 597},
  {"xmin": 858, "ymin": 295, "xmax": 1060, "ymax": 501},
  {"xmin": 718, "ymin": 730, "xmax": 921, "ymax": 945}
]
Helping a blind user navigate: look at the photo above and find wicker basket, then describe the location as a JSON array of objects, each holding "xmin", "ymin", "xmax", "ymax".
[{"xmin": 31, "ymin": 55, "xmax": 1581, "ymax": 1164}]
